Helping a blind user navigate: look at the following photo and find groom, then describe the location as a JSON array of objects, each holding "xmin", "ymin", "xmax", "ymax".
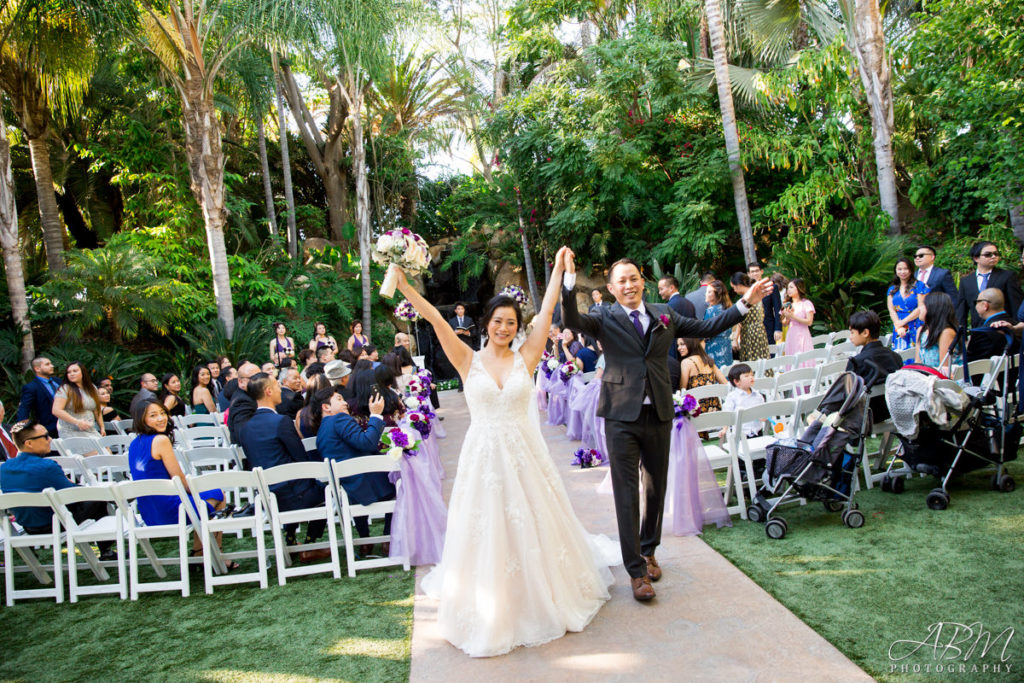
[{"xmin": 560, "ymin": 250, "xmax": 772, "ymax": 601}]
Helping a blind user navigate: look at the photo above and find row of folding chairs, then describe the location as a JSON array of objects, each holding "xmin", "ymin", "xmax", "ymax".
[
  {"xmin": 687, "ymin": 363, "xmax": 849, "ymax": 407},
  {"xmin": 0, "ymin": 457, "xmax": 409, "ymax": 606},
  {"xmin": 53, "ymin": 423, "xmax": 234, "ymax": 460}
]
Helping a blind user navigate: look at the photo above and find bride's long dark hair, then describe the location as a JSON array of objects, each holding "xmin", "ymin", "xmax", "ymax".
[{"xmin": 479, "ymin": 295, "xmax": 522, "ymax": 346}]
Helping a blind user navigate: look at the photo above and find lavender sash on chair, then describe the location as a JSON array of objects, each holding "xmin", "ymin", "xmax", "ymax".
[
  {"xmin": 564, "ymin": 374, "xmax": 587, "ymax": 440},
  {"xmin": 545, "ymin": 375, "xmax": 569, "ymax": 426},
  {"xmin": 421, "ymin": 429, "xmax": 445, "ymax": 482},
  {"xmin": 665, "ymin": 417, "xmax": 732, "ymax": 535},
  {"xmin": 389, "ymin": 441, "xmax": 448, "ymax": 566},
  {"xmin": 536, "ymin": 371, "xmax": 549, "ymax": 412}
]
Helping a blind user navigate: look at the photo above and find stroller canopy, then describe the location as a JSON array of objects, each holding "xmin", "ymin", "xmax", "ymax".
[{"xmin": 885, "ymin": 369, "xmax": 969, "ymax": 439}]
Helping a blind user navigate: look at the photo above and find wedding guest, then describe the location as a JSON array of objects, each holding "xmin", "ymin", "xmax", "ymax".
[
  {"xmin": 0, "ymin": 400, "xmax": 17, "ymax": 460},
  {"xmin": 159, "ymin": 373, "xmax": 186, "ymax": 418},
  {"xmin": 748, "ymin": 262, "xmax": 783, "ymax": 344},
  {"xmin": 52, "ymin": 361, "xmax": 105, "ymax": 438},
  {"xmin": 845, "ymin": 310, "xmax": 902, "ymax": 419},
  {"xmin": 685, "ymin": 271, "xmax": 714, "ymax": 321},
  {"xmin": 659, "ymin": 275, "xmax": 697, "ymax": 391},
  {"xmin": 364, "ymin": 344, "xmax": 381, "ymax": 367},
  {"xmin": 261, "ymin": 362, "xmax": 277, "ymax": 375},
  {"xmin": 309, "ymin": 322, "xmax": 339, "ymax": 354},
  {"xmin": 216, "ymin": 367, "xmax": 237, "ymax": 412},
  {"xmin": 915, "ymin": 292, "xmax": 959, "ymax": 375},
  {"xmin": 190, "ymin": 365, "xmax": 216, "ymax": 415},
  {"xmin": 782, "ymin": 278, "xmax": 815, "ymax": 363},
  {"xmin": 269, "ymin": 322, "xmax": 296, "ymax": 366},
  {"xmin": 206, "ymin": 360, "xmax": 223, "ymax": 399},
  {"xmin": 315, "ymin": 345, "xmax": 336, "ymax": 365},
  {"xmin": 717, "ymin": 364, "xmax": 766, "ymax": 440},
  {"xmin": 703, "ymin": 280, "xmax": 736, "ymax": 368},
  {"xmin": 298, "ymin": 348, "xmax": 316, "ymax": 375},
  {"xmin": 346, "ymin": 320, "xmax": 370, "ymax": 353},
  {"xmin": 957, "ymin": 241, "xmax": 1022, "ymax": 327},
  {"xmin": 226, "ymin": 362, "xmax": 260, "ymax": 444},
  {"xmin": 886, "ymin": 257, "xmax": 928, "ymax": 351},
  {"xmin": 679, "ymin": 338, "xmax": 726, "ymax": 413},
  {"xmin": 276, "ymin": 367, "xmax": 305, "ymax": 419},
  {"xmin": 128, "ymin": 372, "xmax": 158, "ymax": 416},
  {"xmin": 97, "ymin": 386, "xmax": 120, "ymax": 423},
  {"xmin": 295, "ymin": 373, "xmax": 332, "ymax": 438},
  {"xmin": 966, "ymin": 288, "xmax": 1020, "ymax": 362},
  {"xmin": 912, "ymin": 245, "xmax": 958, "ymax": 312},
  {"xmin": 730, "ymin": 273, "xmax": 770, "ymax": 367},
  {"xmin": 588, "ymin": 288, "xmax": 608, "ymax": 314},
  {"xmin": 218, "ymin": 356, "xmax": 232, "ymax": 370},
  {"xmin": 16, "ymin": 356, "xmax": 61, "ymax": 437}
]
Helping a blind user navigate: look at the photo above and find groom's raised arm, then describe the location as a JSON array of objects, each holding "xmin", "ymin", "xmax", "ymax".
[
  {"xmin": 561, "ymin": 276, "xmax": 601, "ymax": 339},
  {"xmin": 668, "ymin": 303, "xmax": 745, "ymax": 340}
]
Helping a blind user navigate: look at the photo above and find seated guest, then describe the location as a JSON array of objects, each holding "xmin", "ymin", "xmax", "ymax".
[
  {"xmin": 216, "ymin": 366, "xmax": 237, "ymax": 412},
  {"xmin": 190, "ymin": 364, "xmax": 217, "ymax": 415},
  {"xmin": 315, "ymin": 386, "xmax": 394, "ymax": 544},
  {"xmin": 914, "ymin": 292, "xmax": 959, "ymax": 376},
  {"xmin": 276, "ymin": 367, "xmax": 306, "ymax": 420},
  {"xmin": 127, "ymin": 401, "xmax": 232, "ymax": 562},
  {"xmin": 97, "ymin": 386, "xmax": 120, "ymax": 423},
  {"xmin": 845, "ymin": 310, "xmax": 903, "ymax": 420},
  {"xmin": 158, "ymin": 373, "xmax": 186, "ymax": 418},
  {"xmin": 238, "ymin": 373, "xmax": 330, "ymax": 561},
  {"xmin": 315, "ymin": 345, "xmax": 336, "ymax": 365},
  {"xmin": 130, "ymin": 374, "xmax": 160, "ymax": 423},
  {"xmin": 226, "ymin": 362, "xmax": 260, "ymax": 445},
  {"xmin": 297, "ymin": 348, "xmax": 316, "ymax": 376},
  {"xmin": 966, "ymin": 288, "xmax": 1020, "ymax": 362},
  {"xmin": 1, "ymin": 399, "xmax": 18, "ymax": 460},
  {"xmin": 206, "ymin": 360, "xmax": 223, "ymax": 400},
  {"xmin": 295, "ymin": 373, "xmax": 332, "ymax": 439},
  {"xmin": 718, "ymin": 364, "xmax": 766, "ymax": 440},
  {"xmin": 0, "ymin": 420, "xmax": 115, "ymax": 560}
]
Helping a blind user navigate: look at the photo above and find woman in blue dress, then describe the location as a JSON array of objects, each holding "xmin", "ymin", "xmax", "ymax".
[
  {"xmin": 128, "ymin": 399, "xmax": 234, "ymax": 564},
  {"xmin": 703, "ymin": 280, "xmax": 736, "ymax": 368},
  {"xmin": 914, "ymin": 292, "xmax": 958, "ymax": 375},
  {"xmin": 886, "ymin": 257, "xmax": 929, "ymax": 351}
]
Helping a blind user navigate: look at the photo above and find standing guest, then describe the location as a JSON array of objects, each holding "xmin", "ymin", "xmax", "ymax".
[
  {"xmin": 886, "ymin": 257, "xmax": 928, "ymax": 351},
  {"xmin": 226, "ymin": 362, "xmax": 261, "ymax": 444},
  {"xmin": 679, "ymin": 338, "xmax": 726, "ymax": 413},
  {"xmin": 0, "ymin": 400, "xmax": 19, "ymax": 460},
  {"xmin": 363, "ymin": 344, "xmax": 381, "ymax": 368},
  {"xmin": 276, "ymin": 367, "xmax": 306, "ymax": 419},
  {"xmin": 261, "ymin": 362, "xmax": 277, "ymax": 375},
  {"xmin": 748, "ymin": 262, "xmax": 783, "ymax": 344},
  {"xmin": 15, "ymin": 356, "xmax": 61, "ymax": 437},
  {"xmin": 190, "ymin": 365, "xmax": 216, "ymax": 414},
  {"xmin": 781, "ymin": 277, "xmax": 815, "ymax": 362},
  {"xmin": 98, "ymin": 377, "xmax": 114, "ymax": 393},
  {"xmin": 309, "ymin": 322, "xmax": 339, "ymax": 354},
  {"xmin": 685, "ymin": 271, "xmax": 714, "ymax": 321},
  {"xmin": 52, "ymin": 361, "xmax": 105, "ymax": 438},
  {"xmin": 912, "ymin": 245, "xmax": 958, "ymax": 313},
  {"xmin": 97, "ymin": 386, "xmax": 120, "ymax": 423},
  {"xmin": 915, "ymin": 292, "xmax": 959, "ymax": 375},
  {"xmin": 346, "ymin": 320, "xmax": 370, "ymax": 353},
  {"xmin": 315, "ymin": 345, "xmax": 336, "ymax": 365},
  {"xmin": 1, "ymin": 420, "xmax": 115, "ymax": 559},
  {"xmin": 206, "ymin": 360, "xmax": 223, "ymax": 400},
  {"xmin": 218, "ymin": 356, "xmax": 232, "ymax": 370},
  {"xmin": 957, "ymin": 241, "xmax": 1023, "ymax": 328},
  {"xmin": 269, "ymin": 322, "xmax": 296, "ymax": 367},
  {"xmin": 588, "ymin": 288, "xmax": 608, "ymax": 314},
  {"xmin": 297, "ymin": 348, "xmax": 316, "ymax": 374},
  {"xmin": 130, "ymin": 373, "xmax": 161, "ymax": 416},
  {"xmin": 703, "ymin": 280, "xmax": 736, "ymax": 368},
  {"xmin": 730, "ymin": 273, "xmax": 770, "ymax": 367},
  {"xmin": 238, "ymin": 373, "xmax": 331, "ymax": 561},
  {"xmin": 127, "ymin": 401, "xmax": 232, "ymax": 561},
  {"xmin": 448, "ymin": 303, "xmax": 475, "ymax": 349},
  {"xmin": 658, "ymin": 276, "xmax": 696, "ymax": 319},
  {"xmin": 159, "ymin": 373, "xmax": 186, "ymax": 418}
]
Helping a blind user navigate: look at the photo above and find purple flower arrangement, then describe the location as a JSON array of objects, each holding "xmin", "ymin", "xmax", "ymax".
[
  {"xmin": 406, "ymin": 411, "xmax": 432, "ymax": 438},
  {"xmin": 558, "ymin": 359, "xmax": 582, "ymax": 383},
  {"xmin": 380, "ymin": 425, "xmax": 422, "ymax": 460},
  {"xmin": 571, "ymin": 448, "xmax": 605, "ymax": 468},
  {"xmin": 542, "ymin": 356, "xmax": 560, "ymax": 379},
  {"xmin": 672, "ymin": 390, "xmax": 702, "ymax": 419}
]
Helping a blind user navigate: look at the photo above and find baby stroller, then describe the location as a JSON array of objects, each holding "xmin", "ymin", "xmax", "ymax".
[
  {"xmin": 882, "ymin": 332, "xmax": 1019, "ymax": 510},
  {"xmin": 748, "ymin": 372, "xmax": 869, "ymax": 539}
]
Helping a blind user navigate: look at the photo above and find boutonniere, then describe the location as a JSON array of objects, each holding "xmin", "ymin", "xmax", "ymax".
[{"xmin": 657, "ymin": 314, "xmax": 670, "ymax": 330}]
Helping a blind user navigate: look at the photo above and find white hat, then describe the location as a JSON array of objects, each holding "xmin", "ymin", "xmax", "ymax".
[{"xmin": 324, "ymin": 360, "xmax": 351, "ymax": 384}]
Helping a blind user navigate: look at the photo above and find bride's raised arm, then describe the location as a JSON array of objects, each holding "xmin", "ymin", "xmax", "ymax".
[
  {"xmin": 520, "ymin": 246, "xmax": 569, "ymax": 372},
  {"xmin": 393, "ymin": 266, "xmax": 474, "ymax": 380}
]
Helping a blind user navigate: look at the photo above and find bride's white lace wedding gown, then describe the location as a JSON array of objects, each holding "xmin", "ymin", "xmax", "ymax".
[{"xmin": 421, "ymin": 351, "xmax": 618, "ymax": 657}]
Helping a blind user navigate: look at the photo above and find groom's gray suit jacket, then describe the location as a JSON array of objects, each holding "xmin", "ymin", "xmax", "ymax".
[{"xmin": 561, "ymin": 288, "xmax": 744, "ymax": 423}]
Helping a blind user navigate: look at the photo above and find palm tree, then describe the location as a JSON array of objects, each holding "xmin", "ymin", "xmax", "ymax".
[
  {"xmin": 0, "ymin": 106, "xmax": 33, "ymax": 369},
  {"xmin": 231, "ymin": 47, "xmax": 278, "ymax": 239},
  {"xmin": 0, "ymin": 0, "xmax": 96, "ymax": 272}
]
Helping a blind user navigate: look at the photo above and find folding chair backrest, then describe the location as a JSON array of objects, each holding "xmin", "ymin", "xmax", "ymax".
[
  {"xmin": 794, "ymin": 348, "xmax": 828, "ymax": 366},
  {"xmin": 0, "ymin": 490, "xmax": 55, "ymax": 516},
  {"xmin": 47, "ymin": 455, "xmax": 90, "ymax": 484},
  {"xmin": 110, "ymin": 419, "xmax": 134, "ymax": 436},
  {"xmin": 181, "ymin": 425, "xmax": 230, "ymax": 449},
  {"xmin": 815, "ymin": 360, "xmax": 849, "ymax": 391},
  {"xmin": 737, "ymin": 399, "xmax": 797, "ymax": 437},
  {"xmin": 687, "ymin": 383, "xmax": 729, "ymax": 403},
  {"xmin": 689, "ymin": 410, "xmax": 737, "ymax": 433},
  {"xmin": 775, "ymin": 367, "xmax": 819, "ymax": 398},
  {"xmin": 115, "ymin": 477, "xmax": 198, "ymax": 527},
  {"xmin": 752, "ymin": 376, "xmax": 777, "ymax": 398},
  {"xmin": 898, "ymin": 347, "xmax": 916, "ymax": 362},
  {"xmin": 98, "ymin": 434, "xmax": 134, "ymax": 455},
  {"xmin": 330, "ymin": 455, "xmax": 398, "ymax": 480},
  {"xmin": 258, "ymin": 461, "xmax": 332, "ymax": 488},
  {"xmin": 56, "ymin": 436, "xmax": 102, "ymax": 457},
  {"xmin": 831, "ymin": 330, "xmax": 852, "ymax": 345},
  {"xmin": 827, "ymin": 342, "xmax": 858, "ymax": 361},
  {"xmin": 302, "ymin": 436, "xmax": 318, "ymax": 452},
  {"xmin": 187, "ymin": 470, "xmax": 260, "ymax": 499},
  {"xmin": 793, "ymin": 392, "xmax": 827, "ymax": 431},
  {"xmin": 175, "ymin": 414, "xmax": 219, "ymax": 430},
  {"xmin": 810, "ymin": 333, "xmax": 832, "ymax": 348},
  {"xmin": 48, "ymin": 484, "xmax": 118, "ymax": 518},
  {"xmin": 81, "ymin": 455, "xmax": 131, "ymax": 483},
  {"xmin": 759, "ymin": 356, "xmax": 789, "ymax": 377},
  {"xmin": 181, "ymin": 447, "xmax": 240, "ymax": 474}
]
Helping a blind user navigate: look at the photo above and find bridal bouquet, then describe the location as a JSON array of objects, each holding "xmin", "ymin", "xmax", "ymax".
[
  {"xmin": 499, "ymin": 284, "xmax": 528, "ymax": 305},
  {"xmin": 374, "ymin": 228, "xmax": 431, "ymax": 298},
  {"xmin": 558, "ymin": 358, "xmax": 583, "ymax": 383},
  {"xmin": 672, "ymin": 390, "xmax": 702, "ymax": 419},
  {"xmin": 380, "ymin": 425, "xmax": 422, "ymax": 460},
  {"xmin": 405, "ymin": 411, "xmax": 432, "ymax": 439},
  {"xmin": 394, "ymin": 299, "xmax": 421, "ymax": 321},
  {"xmin": 571, "ymin": 447, "xmax": 605, "ymax": 468}
]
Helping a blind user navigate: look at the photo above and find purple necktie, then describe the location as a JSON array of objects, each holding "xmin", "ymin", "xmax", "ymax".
[{"xmin": 630, "ymin": 310, "xmax": 644, "ymax": 337}]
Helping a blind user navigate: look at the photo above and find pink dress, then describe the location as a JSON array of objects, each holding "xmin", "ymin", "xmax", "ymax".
[{"xmin": 784, "ymin": 299, "xmax": 815, "ymax": 365}]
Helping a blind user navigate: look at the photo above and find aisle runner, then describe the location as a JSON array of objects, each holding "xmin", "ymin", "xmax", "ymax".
[{"xmin": 409, "ymin": 390, "xmax": 871, "ymax": 682}]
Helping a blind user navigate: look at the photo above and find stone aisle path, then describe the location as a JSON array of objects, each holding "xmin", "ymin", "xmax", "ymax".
[{"xmin": 409, "ymin": 391, "xmax": 871, "ymax": 682}]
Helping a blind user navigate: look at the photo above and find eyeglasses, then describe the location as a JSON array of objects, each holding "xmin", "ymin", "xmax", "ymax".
[
  {"xmin": 980, "ymin": 251, "xmax": 1000, "ymax": 258},
  {"xmin": 913, "ymin": 253, "xmax": 931, "ymax": 258},
  {"xmin": 23, "ymin": 433, "xmax": 51, "ymax": 442}
]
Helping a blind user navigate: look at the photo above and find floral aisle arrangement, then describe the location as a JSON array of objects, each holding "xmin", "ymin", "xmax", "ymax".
[
  {"xmin": 499, "ymin": 284, "xmax": 528, "ymax": 305},
  {"xmin": 558, "ymin": 358, "xmax": 583, "ymax": 383},
  {"xmin": 406, "ymin": 410, "xmax": 432, "ymax": 439},
  {"xmin": 672, "ymin": 391, "xmax": 702, "ymax": 419},
  {"xmin": 541, "ymin": 353, "xmax": 560, "ymax": 379},
  {"xmin": 394, "ymin": 299, "xmax": 421, "ymax": 321},
  {"xmin": 374, "ymin": 228, "xmax": 431, "ymax": 298},
  {"xmin": 380, "ymin": 425, "xmax": 423, "ymax": 460},
  {"xmin": 571, "ymin": 447, "xmax": 605, "ymax": 468}
]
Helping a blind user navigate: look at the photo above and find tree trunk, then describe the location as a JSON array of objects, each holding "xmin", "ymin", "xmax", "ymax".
[
  {"xmin": 705, "ymin": 0, "xmax": 757, "ymax": 265},
  {"xmin": 0, "ymin": 111, "xmax": 34, "ymax": 370},
  {"xmin": 26, "ymin": 134, "xmax": 65, "ymax": 271},
  {"xmin": 849, "ymin": 0, "xmax": 899, "ymax": 235},
  {"xmin": 352, "ymin": 100, "xmax": 372, "ymax": 335},
  {"xmin": 256, "ymin": 115, "xmax": 278, "ymax": 237},
  {"xmin": 180, "ymin": 79, "xmax": 235, "ymax": 336},
  {"xmin": 514, "ymin": 193, "xmax": 540, "ymax": 307},
  {"xmin": 275, "ymin": 79, "xmax": 297, "ymax": 258}
]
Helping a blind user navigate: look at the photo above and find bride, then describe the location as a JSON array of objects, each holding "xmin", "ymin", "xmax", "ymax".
[{"xmin": 391, "ymin": 247, "xmax": 617, "ymax": 658}]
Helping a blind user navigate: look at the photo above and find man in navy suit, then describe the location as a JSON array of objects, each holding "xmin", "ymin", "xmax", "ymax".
[
  {"xmin": 15, "ymin": 357, "xmax": 60, "ymax": 437},
  {"xmin": 657, "ymin": 276, "xmax": 696, "ymax": 390},
  {"xmin": 912, "ymin": 245, "xmax": 958, "ymax": 313},
  {"xmin": 957, "ymin": 241, "xmax": 1023, "ymax": 328},
  {"xmin": 238, "ymin": 373, "xmax": 330, "ymax": 562},
  {"xmin": 747, "ymin": 262, "xmax": 783, "ymax": 345}
]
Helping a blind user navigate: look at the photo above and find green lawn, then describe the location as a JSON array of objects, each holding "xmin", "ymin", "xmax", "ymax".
[
  {"xmin": 0, "ymin": 532, "xmax": 414, "ymax": 683},
  {"xmin": 703, "ymin": 458, "xmax": 1024, "ymax": 682}
]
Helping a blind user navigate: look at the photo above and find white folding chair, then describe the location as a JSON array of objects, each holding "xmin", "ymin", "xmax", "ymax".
[
  {"xmin": 47, "ymin": 455, "xmax": 91, "ymax": 485},
  {"xmin": 98, "ymin": 434, "xmax": 134, "ymax": 455},
  {"xmin": 52, "ymin": 436, "xmax": 102, "ymax": 457},
  {"xmin": 814, "ymin": 360, "xmax": 849, "ymax": 393},
  {"xmin": 0, "ymin": 491, "xmax": 64, "ymax": 605},
  {"xmin": 735, "ymin": 399, "xmax": 798, "ymax": 502},
  {"xmin": 255, "ymin": 462, "xmax": 341, "ymax": 584},
  {"xmin": 81, "ymin": 454, "xmax": 131, "ymax": 484},
  {"xmin": 752, "ymin": 376, "xmax": 777, "ymax": 398},
  {"xmin": 810, "ymin": 333, "xmax": 832, "ymax": 348},
  {"xmin": 690, "ymin": 411, "xmax": 746, "ymax": 518},
  {"xmin": 687, "ymin": 383, "xmax": 729, "ymax": 404},
  {"xmin": 110, "ymin": 419, "xmax": 134, "ymax": 436},
  {"xmin": 791, "ymin": 392, "xmax": 827, "ymax": 433},
  {"xmin": 774, "ymin": 367, "xmax": 819, "ymax": 399},
  {"xmin": 862, "ymin": 384, "xmax": 897, "ymax": 489},
  {"xmin": 897, "ymin": 347, "xmax": 916, "ymax": 363},
  {"xmin": 47, "ymin": 485, "xmax": 127, "ymax": 602},
  {"xmin": 330, "ymin": 457, "xmax": 409, "ymax": 577},
  {"xmin": 759, "ymin": 355, "xmax": 789, "ymax": 377},
  {"xmin": 181, "ymin": 447, "xmax": 248, "ymax": 509},
  {"xmin": 831, "ymin": 330, "xmax": 852, "ymax": 345},
  {"xmin": 827, "ymin": 341, "xmax": 858, "ymax": 362},
  {"xmin": 180, "ymin": 425, "xmax": 231, "ymax": 450},
  {"xmin": 187, "ymin": 470, "xmax": 268, "ymax": 593},
  {"xmin": 792, "ymin": 348, "xmax": 829, "ymax": 368},
  {"xmin": 302, "ymin": 437, "xmax": 318, "ymax": 453},
  {"xmin": 768, "ymin": 343, "xmax": 785, "ymax": 357},
  {"xmin": 175, "ymin": 413, "xmax": 220, "ymax": 430},
  {"xmin": 113, "ymin": 477, "xmax": 200, "ymax": 599}
]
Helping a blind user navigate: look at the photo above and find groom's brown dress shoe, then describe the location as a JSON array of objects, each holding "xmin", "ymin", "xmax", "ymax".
[
  {"xmin": 631, "ymin": 576, "xmax": 655, "ymax": 601},
  {"xmin": 642, "ymin": 555, "xmax": 662, "ymax": 582}
]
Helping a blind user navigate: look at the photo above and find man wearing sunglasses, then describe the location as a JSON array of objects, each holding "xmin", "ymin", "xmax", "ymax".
[
  {"xmin": 912, "ymin": 245, "xmax": 958, "ymax": 311},
  {"xmin": 957, "ymin": 241, "xmax": 1022, "ymax": 328}
]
